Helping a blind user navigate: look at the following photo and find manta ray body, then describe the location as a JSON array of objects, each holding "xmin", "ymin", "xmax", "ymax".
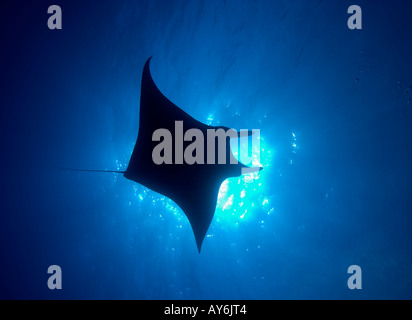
[
  {"xmin": 124, "ymin": 58, "xmax": 261, "ymax": 252},
  {"xmin": 60, "ymin": 58, "xmax": 261, "ymax": 252}
]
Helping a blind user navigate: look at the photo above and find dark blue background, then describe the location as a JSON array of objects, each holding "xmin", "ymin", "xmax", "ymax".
[{"xmin": 1, "ymin": 0, "xmax": 411, "ymax": 299}]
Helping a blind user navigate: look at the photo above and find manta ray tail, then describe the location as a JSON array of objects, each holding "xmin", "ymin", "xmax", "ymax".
[{"xmin": 54, "ymin": 166, "xmax": 126, "ymax": 173}]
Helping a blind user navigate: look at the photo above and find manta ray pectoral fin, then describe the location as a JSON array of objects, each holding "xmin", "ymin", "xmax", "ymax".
[{"xmin": 176, "ymin": 180, "xmax": 223, "ymax": 253}]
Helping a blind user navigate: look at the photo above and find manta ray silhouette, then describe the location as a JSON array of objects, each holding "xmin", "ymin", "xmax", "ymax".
[
  {"xmin": 124, "ymin": 57, "xmax": 261, "ymax": 252},
  {"xmin": 59, "ymin": 57, "xmax": 262, "ymax": 252}
]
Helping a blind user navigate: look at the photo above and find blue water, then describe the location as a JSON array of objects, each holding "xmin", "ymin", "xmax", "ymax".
[{"xmin": 1, "ymin": 0, "xmax": 412, "ymax": 299}]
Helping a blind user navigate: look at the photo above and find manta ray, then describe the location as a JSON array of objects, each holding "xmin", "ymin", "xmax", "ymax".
[{"xmin": 60, "ymin": 57, "xmax": 262, "ymax": 252}]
